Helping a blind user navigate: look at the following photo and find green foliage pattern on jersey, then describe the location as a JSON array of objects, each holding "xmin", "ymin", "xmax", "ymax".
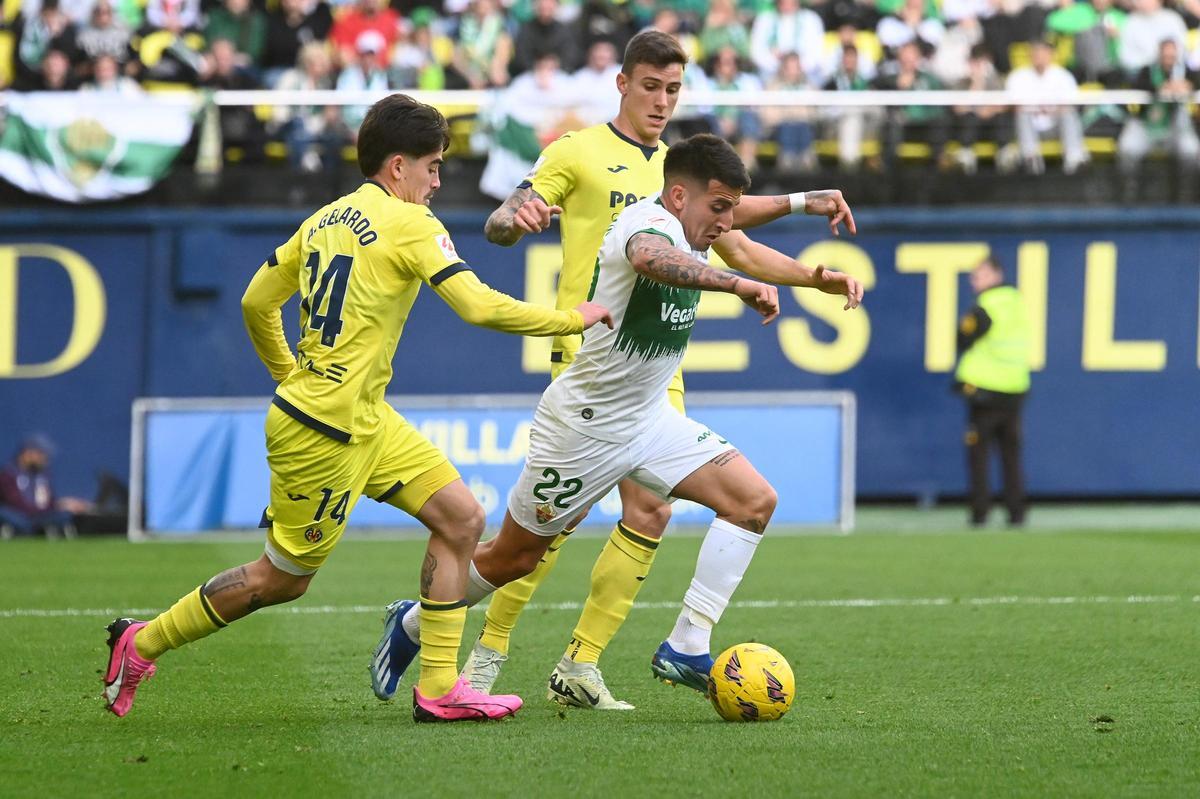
[{"xmin": 612, "ymin": 276, "xmax": 700, "ymax": 362}]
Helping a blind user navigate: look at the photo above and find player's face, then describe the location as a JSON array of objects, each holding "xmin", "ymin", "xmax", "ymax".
[
  {"xmin": 394, "ymin": 150, "xmax": 444, "ymax": 205},
  {"xmin": 616, "ymin": 63, "xmax": 683, "ymax": 142},
  {"xmin": 672, "ymin": 178, "xmax": 741, "ymax": 251}
]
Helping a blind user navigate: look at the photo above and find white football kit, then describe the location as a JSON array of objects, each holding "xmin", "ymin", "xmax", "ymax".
[{"xmin": 509, "ymin": 196, "xmax": 736, "ymax": 535}]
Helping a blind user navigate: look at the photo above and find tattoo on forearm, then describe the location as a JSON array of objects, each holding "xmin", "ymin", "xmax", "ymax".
[
  {"xmin": 203, "ymin": 566, "xmax": 247, "ymax": 598},
  {"xmin": 484, "ymin": 186, "xmax": 542, "ymax": 245},
  {"xmin": 420, "ymin": 552, "xmax": 437, "ymax": 597},
  {"xmin": 711, "ymin": 451, "xmax": 742, "ymax": 467},
  {"xmin": 627, "ymin": 234, "xmax": 741, "ymax": 292}
]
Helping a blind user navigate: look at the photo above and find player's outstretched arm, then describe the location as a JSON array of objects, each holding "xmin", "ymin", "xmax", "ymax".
[
  {"xmin": 433, "ymin": 268, "xmax": 611, "ymax": 335},
  {"xmin": 712, "ymin": 230, "xmax": 864, "ymax": 310},
  {"xmin": 733, "ymin": 189, "xmax": 857, "ymax": 237},
  {"xmin": 484, "ymin": 185, "xmax": 563, "ymax": 246},
  {"xmin": 241, "ymin": 261, "xmax": 299, "ymax": 382},
  {"xmin": 626, "ymin": 232, "xmax": 779, "ymax": 324}
]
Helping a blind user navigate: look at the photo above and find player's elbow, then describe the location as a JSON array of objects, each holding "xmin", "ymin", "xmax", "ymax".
[{"xmin": 456, "ymin": 302, "xmax": 498, "ymax": 328}]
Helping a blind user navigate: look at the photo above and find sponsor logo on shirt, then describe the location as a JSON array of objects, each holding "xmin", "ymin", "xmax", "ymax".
[{"xmin": 435, "ymin": 234, "xmax": 458, "ymax": 262}]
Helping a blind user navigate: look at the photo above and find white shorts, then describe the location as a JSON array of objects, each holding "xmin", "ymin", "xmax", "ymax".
[{"xmin": 508, "ymin": 402, "xmax": 736, "ymax": 536}]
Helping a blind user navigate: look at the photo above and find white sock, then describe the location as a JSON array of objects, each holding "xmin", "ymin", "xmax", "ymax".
[
  {"xmin": 401, "ymin": 561, "xmax": 497, "ymax": 644},
  {"xmin": 667, "ymin": 518, "xmax": 762, "ymax": 655}
]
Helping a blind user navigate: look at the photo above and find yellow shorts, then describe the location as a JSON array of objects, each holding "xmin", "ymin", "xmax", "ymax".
[
  {"xmin": 262, "ymin": 402, "xmax": 460, "ymax": 575},
  {"xmin": 551, "ymin": 349, "xmax": 685, "ymax": 413}
]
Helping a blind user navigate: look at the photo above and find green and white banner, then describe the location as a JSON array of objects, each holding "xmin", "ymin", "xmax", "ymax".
[{"xmin": 0, "ymin": 92, "xmax": 197, "ymax": 203}]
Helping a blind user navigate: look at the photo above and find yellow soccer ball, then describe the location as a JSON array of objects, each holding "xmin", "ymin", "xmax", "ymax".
[{"xmin": 707, "ymin": 643, "xmax": 795, "ymax": 722}]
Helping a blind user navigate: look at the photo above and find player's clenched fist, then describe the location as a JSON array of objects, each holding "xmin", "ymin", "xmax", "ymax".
[
  {"xmin": 513, "ymin": 198, "xmax": 563, "ymax": 234},
  {"xmin": 733, "ymin": 278, "xmax": 780, "ymax": 324},
  {"xmin": 575, "ymin": 301, "xmax": 614, "ymax": 330}
]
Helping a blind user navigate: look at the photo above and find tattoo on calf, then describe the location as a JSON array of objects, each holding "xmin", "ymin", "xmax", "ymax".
[
  {"xmin": 202, "ymin": 566, "xmax": 247, "ymax": 598},
  {"xmin": 420, "ymin": 552, "xmax": 437, "ymax": 597}
]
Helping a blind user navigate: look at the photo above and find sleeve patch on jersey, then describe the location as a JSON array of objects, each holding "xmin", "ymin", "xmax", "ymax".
[
  {"xmin": 435, "ymin": 234, "xmax": 459, "ymax": 262},
  {"xmin": 430, "ymin": 262, "xmax": 471, "ymax": 287}
]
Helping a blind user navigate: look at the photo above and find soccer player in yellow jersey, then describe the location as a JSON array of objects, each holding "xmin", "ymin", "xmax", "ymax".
[
  {"xmin": 101, "ymin": 94, "xmax": 612, "ymax": 722},
  {"xmin": 438, "ymin": 30, "xmax": 863, "ymax": 708}
]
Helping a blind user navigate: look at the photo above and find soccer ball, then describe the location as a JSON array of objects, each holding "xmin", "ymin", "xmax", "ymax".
[{"xmin": 707, "ymin": 643, "xmax": 795, "ymax": 722}]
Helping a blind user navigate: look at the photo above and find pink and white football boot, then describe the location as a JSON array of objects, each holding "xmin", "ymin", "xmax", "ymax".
[
  {"xmin": 102, "ymin": 618, "xmax": 157, "ymax": 717},
  {"xmin": 413, "ymin": 677, "xmax": 522, "ymax": 722}
]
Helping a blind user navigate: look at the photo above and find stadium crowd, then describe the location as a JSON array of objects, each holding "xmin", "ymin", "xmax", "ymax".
[{"xmin": 4, "ymin": 0, "xmax": 1200, "ymax": 177}]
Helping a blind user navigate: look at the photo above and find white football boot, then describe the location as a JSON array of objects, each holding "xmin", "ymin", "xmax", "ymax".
[
  {"xmin": 460, "ymin": 640, "xmax": 508, "ymax": 694},
  {"xmin": 546, "ymin": 656, "xmax": 635, "ymax": 710}
]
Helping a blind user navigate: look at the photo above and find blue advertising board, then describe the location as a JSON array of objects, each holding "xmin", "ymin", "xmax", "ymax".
[
  {"xmin": 1, "ymin": 206, "xmax": 1197, "ymax": 504},
  {"xmin": 134, "ymin": 393, "xmax": 852, "ymax": 533}
]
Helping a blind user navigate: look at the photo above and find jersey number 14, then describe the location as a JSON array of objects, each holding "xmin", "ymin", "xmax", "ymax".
[{"xmin": 304, "ymin": 252, "xmax": 354, "ymax": 347}]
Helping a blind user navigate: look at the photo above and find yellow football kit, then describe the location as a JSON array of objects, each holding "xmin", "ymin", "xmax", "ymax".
[
  {"xmin": 525, "ymin": 122, "xmax": 684, "ymax": 411},
  {"xmin": 242, "ymin": 180, "xmax": 584, "ymax": 574}
]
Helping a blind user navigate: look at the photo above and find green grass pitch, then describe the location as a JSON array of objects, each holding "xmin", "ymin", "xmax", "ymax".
[{"xmin": 2, "ymin": 526, "xmax": 1197, "ymax": 797}]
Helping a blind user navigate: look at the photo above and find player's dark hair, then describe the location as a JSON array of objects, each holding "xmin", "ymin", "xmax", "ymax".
[
  {"xmin": 663, "ymin": 133, "xmax": 751, "ymax": 193},
  {"xmin": 621, "ymin": 29, "xmax": 688, "ymax": 75},
  {"xmin": 356, "ymin": 93, "xmax": 450, "ymax": 177}
]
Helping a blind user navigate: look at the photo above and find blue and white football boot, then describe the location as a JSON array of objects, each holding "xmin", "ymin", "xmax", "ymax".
[
  {"xmin": 370, "ymin": 599, "xmax": 420, "ymax": 701},
  {"xmin": 650, "ymin": 641, "xmax": 714, "ymax": 694}
]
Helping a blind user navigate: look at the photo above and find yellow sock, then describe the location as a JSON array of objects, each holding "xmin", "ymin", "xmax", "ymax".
[
  {"xmin": 478, "ymin": 529, "xmax": 572, "ymax": 656},
  {"xmin": 133, "ymin": 586, "xmax": 226, "ymax": 661},
  {"xmin": 417, "ymin": 598, "xmax": 468, "ymax": 698},
  {"xmin": 565, "ymin": 522, "xmax": 658, "ymax": 664}
]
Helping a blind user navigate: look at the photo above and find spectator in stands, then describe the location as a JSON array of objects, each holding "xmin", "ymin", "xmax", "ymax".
[
  {"xmin": 449, "ymin": 0, "xmax": 512, "ymax": 89},
  {"xmin": 955, "ymin": 256, "xmax": 1031, "ymax": 528},
  {"xmin": 329, "ymin": 0, "xmax": 399, "ymax": 67},
  {"xmin": 1006, "ymin": 39, "xmax": 1088, "ymax": 174},
  {"xmin": 763, "ymin": 51, "xmax": 817, "ymax": 172},
  {"xmin": 651, "ymin": 7, "xmax": 699, "ymax": 65},
  {"xmin": 576, "ymin": 0, "xmax": 639, "ymax": 55},
  {"xmin": 699, "ymin": 0, "xmax": 751, "ymax": 62},
  {"xmin": 137, "ymin": 0, "xmax": 206, "ymax": 84},
  {"xmin": 709, "ymin": 46, "xmax": 764, "ymax": 170},
  {"xmin": 390, "ymin": 13, "xmax": 445, "ymax": 90},
  {"xmin": 0, "ymin": 435, "xmax": 86, "ymax": 540},
  {"xmin": 273, "ymin": 41, "xmax": 346, "ymax": 172},
  {"xmin": 82, "ymin": 51, "xmax": 141, "ymax": 92},
  {"xmin": 261, "ymin": 0, "xmax": 334, "ymax": 87},
  {"xmin": 952, "ymin": 44, "xmax": 1012, "ymax": 174},
  {"xmin": 1118, "ymin": 38, "xmax": 1199, "ymax": 182},
  {"xmin": 979, "ymin": 0, "xmax": 1047, "ymax": 74},
  {"xmin": 21, "ymin": 46, "xmax": 76, "ymax": 90},
  {"xmin": 874, "ymin": 40, "xmax": 949, "ymax": 168},
  {"xmin": 511, "ymin": 0, "xmax": 581, "ymax": 77},
  {"xmin": 572, "ymin": 40, "xmax": 622, "ymax": 124},
  {"xmin": 205, "ymin": 0, "xmax": 267, "ymax": 70},
  {"xmin": 201, "ymin": 38, "xmax": 267, "ymax": 157},
  {"xmin": 17, "ymin": 0, "xmax": 77, "ymax": 83},
  {"xmin": 1046, "ymin": 0, "xmax": 1127, "ymax": 86},
  {"xmin": 876, "ymin": 0, "xmax": 945, "ymax": 58},
  {"xmin": 822, "ymin": 42, "xmax": 877, "ymax": 170},
  {"xmin": 144, "ymin": 0, "xmax": 201, "ymax": 33},
  {"xmin": 1118, "ymin": 0, "xmax": 1187, "ymax": 76},
  {"xmin": 930, "ymin": 11, "xmax": 982, "ymax": 86},
  {"xmin": 750, "ymin": 0, "xmax": 825, "ymax": 82},
  {"xmin": 75, "ymin": 1, "xmax": 132, "ymax": 66},
  {"xmin": 819, "ymin": 23, "xmax": 877, "ymax": 83},
  {"xmin": 337, "ymin": 31, "xmax": 390, "ymax": 135}
]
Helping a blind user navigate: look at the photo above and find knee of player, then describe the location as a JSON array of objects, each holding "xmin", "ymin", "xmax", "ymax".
[
  {"xmin": 625, "ymin": 501, "xmax": 672, "ymax": 538},
  {"xmin": 731, "ymin": 482, "xmax": 777, "ymax": 533}
]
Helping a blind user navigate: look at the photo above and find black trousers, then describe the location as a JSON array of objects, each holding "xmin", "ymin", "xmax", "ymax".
[{"xmin": 965, "ymin": 399, "xmax": 1026, "ymax": 525}]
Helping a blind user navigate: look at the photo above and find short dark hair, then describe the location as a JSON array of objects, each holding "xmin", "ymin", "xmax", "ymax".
[
  {"xmin": 356, "ymin": 93, "xmax": 450, "ymax": 177},
  {"xmin": 663, "ymin": 133, "xmax": 750, "ymax": 193},
  {"xmin": 621, "ymin": 29, "xmax": 688, "ymax": 75}
]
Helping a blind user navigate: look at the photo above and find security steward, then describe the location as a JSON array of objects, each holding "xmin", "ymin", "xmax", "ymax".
[{"xmin": 955, "ymin": 256, "xmax": 1031, "ymax": 527}]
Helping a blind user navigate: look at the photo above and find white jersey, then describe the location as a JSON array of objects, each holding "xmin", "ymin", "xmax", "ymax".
[{"xmin": 541, "ymin": 195, "xmax": 708, "ymax": 443}]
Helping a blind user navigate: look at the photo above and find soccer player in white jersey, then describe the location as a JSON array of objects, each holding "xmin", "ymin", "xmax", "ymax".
[{"xmin": 374, "ymin": 133, "xmax": 863, "ymax": 706}]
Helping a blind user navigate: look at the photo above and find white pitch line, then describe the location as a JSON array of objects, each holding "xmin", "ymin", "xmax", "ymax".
[{"xmin": 0, "ymin": 595, "xmax": 1195, "ymax": 619}]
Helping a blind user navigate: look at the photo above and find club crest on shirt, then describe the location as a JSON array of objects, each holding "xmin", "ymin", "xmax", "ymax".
[
  {"xmin": 535, "ymin": 502, "xmax": 556, "ymax": 525},
  {"xmin": 304, "ymin": 527, "xmax": 323, "ymax": 543},
  {"xmin": 435, "ymin": 234, "xmax": 458, "ymax": 261}
]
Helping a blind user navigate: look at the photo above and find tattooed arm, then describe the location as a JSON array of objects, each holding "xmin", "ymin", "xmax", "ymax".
[
  {"xmin": 732, "ymin": 189, "xmax": 857, "ymax": 237},
  {"xmin": 712, "ymin": 230, "xmax": 864, "ymax": 310},
  {"xmin": 625, "ymin": 232, "xmax": 780, "ymax": 324},
  {"xmin": 484, "ymin": 185, "xmax": 563, "ymax": 246}
]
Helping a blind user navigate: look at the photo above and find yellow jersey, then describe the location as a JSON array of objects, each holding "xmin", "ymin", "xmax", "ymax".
[
  {"xmin": 243, "ymin": 180, "xmax": 583, "ymax": 442},
  {"xmin": 526, "ymin": 123, "xmax": 667, "ymax": 362}
]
